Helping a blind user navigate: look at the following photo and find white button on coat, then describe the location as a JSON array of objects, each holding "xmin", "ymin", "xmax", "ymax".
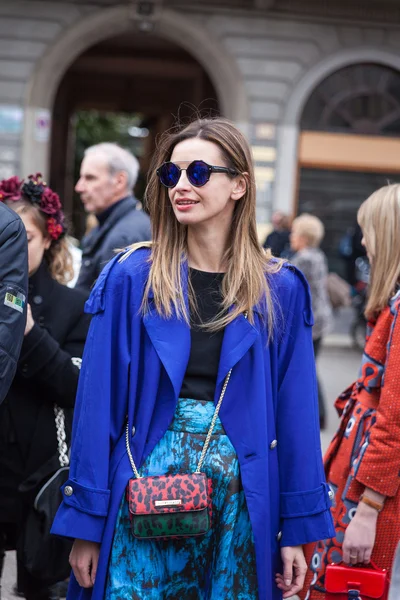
[
  {"xmin": 64, "ymin": 485, "xmax": 73, "ymax": 496},
  {"xmin": 131, "ymin": 426, "xmax": 136, "ymax": 436},
  {"xmin": 270, "ymin": 440, "xmax": 278, "ymax": 449},
  {"xmin": 276, "ymin": 531, "xmax": 282, "ymax": 542}
]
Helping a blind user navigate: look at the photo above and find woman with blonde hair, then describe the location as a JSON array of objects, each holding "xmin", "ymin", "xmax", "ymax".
[
  {"xmin": 290, "ymin": 214, "xmax": 333, "ymax": 429},
  {"xmin": 0, "ymin": 174, "xmax": 90, "ymax": 600},
  {"xmin": 52, "ymin": 117, "xmax": 334, "ymax": 600},
  {"xmin": 301, "ymin": 184, "xmax": 400, "ymax": 599}
]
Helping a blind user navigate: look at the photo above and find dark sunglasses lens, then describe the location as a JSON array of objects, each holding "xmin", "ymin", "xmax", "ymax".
[
  {"xmin": 187, "ymin": 161, "xmax": 210, "ymax": 187},
  {"xmin": 158, "ymin": 163, "xmax": 180, "ymax": 187}
]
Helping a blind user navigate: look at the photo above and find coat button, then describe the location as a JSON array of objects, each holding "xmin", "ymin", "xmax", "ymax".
[
  {"xmin": 328, "ymin": 489, "xmax": 334, "ymax": 501},
  {"xmin": 270, "ymin": 439, "xmax": 278, "ymax": 449},
  {"xmin": 38, "ymin": 316, "xmax": 45, "ymax": 326},
  {"xmin": 33, "ymin": 295, "xmax": 43, "ymax": 305},
  {"xmin": 131, "ymin": 426, "xmax": 136, "ymax": 437},
  {"xmin": 64, "ymin": 486, "xmax": 74, "ymax": 497},
  {"xmin": 83, "ymin": 259, "xmax": 91, "ymax": 267},
  {"xmin": 276, "ymin": 531, "xmax": 282, "ymax": 542},
  {"xmin": 21, "ymin": 364, "xmax": 28, "ymax": 374}
]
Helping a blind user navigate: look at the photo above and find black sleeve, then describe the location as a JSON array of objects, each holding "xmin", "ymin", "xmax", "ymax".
[
  {"xmin": 0, "ymin": 211, "xmax": 28, "ymax": 404},
  {"xmin": 17, "ymin": 311, "xmax": 91, "ymax": 409}
]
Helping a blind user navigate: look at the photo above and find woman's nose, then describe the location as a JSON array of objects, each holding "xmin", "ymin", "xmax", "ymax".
[{"xmin": 174, "ymin": 169, "xmax": 191, "ymax": 190}]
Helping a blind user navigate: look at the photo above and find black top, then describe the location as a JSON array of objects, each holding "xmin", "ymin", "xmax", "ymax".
[{"xmin": 180, "ymin": 268, "xmax": 225, "ymax": 401}]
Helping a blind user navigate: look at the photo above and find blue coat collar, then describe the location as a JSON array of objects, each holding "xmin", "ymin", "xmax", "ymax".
[{"xmin": 143, "ymin": 260, "xmax": 260, "ymax": 399}]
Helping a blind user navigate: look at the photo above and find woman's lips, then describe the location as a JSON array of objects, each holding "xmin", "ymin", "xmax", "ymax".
[{"xmin": 175, "ymin": 199, "xmax": 199, "ymax": 211}]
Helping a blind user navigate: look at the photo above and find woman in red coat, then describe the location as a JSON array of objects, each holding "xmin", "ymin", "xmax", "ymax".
[{"xmin": 301, "ymin": 183, "xmax": 400, "ymax": 598}]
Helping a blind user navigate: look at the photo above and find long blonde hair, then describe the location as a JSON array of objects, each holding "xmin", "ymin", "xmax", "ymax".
[
  {"xmin": 358, "ymin": 184, "xmax": 400, "ymax": 319},
  {"xmin": 141, "ymin": 117, "xmax": 284, "ymax": 333},
  {"xmin": 8, "ymin": 200, "xmax": 73, "ymax": 285}
]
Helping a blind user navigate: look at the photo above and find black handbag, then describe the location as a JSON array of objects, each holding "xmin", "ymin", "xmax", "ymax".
[{"xmin": 18, "ymin": 405, "xmax": 73, "ymax": 585}]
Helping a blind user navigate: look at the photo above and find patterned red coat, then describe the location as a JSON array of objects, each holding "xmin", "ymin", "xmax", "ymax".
[{"xmin": 301, "ymin": 290, "xmax": 400, "ymax": 599}]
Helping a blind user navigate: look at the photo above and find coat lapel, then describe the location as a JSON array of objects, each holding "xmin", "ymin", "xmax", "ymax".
[
  {"xmin": 143, "ymin": 262, "xmax": 191, "ymax": 399},
  {"xmin": 216, "ymin": 311, "xmax": 260, "ymax": 388},
  {"xmin": 143, "ymin": 260, "xmax": 261, "ymax": 398}
]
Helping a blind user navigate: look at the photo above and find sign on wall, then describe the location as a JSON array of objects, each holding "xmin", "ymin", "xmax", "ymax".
[
  {"xmin": 34, "ymin": 109, "xmax": 51, "ymax": 143},
  {"xmin": 0, "ymin": 105, "xmax": 23, "ymax": 135}
]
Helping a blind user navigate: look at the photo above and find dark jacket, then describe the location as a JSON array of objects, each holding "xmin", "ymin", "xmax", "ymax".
[
  {"xmin": 76, "ymin": 196, "xmax": 151, "ymax": 292},
  {"xmin": 0, "ymin": 261, "xmax": 90, "ymax": 522},
  {"xmin": 263, "ymin": 229, "xmax": 291, "ymax": 258},
  {"xmin": 0, "ymin": 204, "xmax": 28, "ymax": 404}
]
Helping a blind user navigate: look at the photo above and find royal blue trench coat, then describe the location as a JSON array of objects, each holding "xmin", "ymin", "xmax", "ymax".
[{"xmin": 52, "ymin": 247, "xmax": 335, "ymax": 600}]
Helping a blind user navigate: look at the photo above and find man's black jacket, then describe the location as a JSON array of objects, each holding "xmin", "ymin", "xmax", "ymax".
[
  {"xmin": 76, "ymin": 196, "xmax": 151, "ymax": 293},
  {"xmin": 0, "ymin": 204, "xmax": 28, "ymax": 404}
]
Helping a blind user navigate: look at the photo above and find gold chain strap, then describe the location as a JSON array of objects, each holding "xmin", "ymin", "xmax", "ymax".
[{"xmin": 125, "ymin": 312, "xmax": 247, "ymax": 478}]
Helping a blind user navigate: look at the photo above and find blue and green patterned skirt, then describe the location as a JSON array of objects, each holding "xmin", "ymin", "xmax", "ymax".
[{"xmin": 105, "ymin": 398, "xmax": 258, "ymax": 600}]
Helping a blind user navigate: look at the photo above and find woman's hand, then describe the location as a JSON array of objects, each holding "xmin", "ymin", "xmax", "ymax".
[
  {"xmin": 24, "ymin": 303, "xmax": 34, "ymax": 336},
  {"xmin": 275, "ymin": 545, "xmax": 307, "ymax": 598},
  {"xmin": 343, "ymin": 502, "xmax": 378, "ymax": 565},
  {"xmin": 69, "ymin": 539, "xmax": 100, "ymax": 588}
]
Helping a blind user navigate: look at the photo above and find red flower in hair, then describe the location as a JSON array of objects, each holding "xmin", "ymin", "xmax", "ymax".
[
  {"xmin": 0, "ymin": 176, "xmax": 23, "ymax": 202},
  {"xmin": 47, "ymin": 217, "xmax": 64, "ymax": 241},
  {"xmin": 41, "ymin": 187, "xmax": 62, "ymax": 215}
]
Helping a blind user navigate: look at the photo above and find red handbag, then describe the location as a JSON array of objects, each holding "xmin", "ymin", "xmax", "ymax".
[{"xmin": 325, "ymin": 562, "xmax": 389, "ymax": 600}]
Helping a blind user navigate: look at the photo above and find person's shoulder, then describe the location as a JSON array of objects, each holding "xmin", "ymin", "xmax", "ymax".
[
  {"xmin": 107, "ymin": 207, "xmax": 150, "ymax": 242},
  {"xmin": 85, "ymin": 243, "xmax": 152, "ymax": 314},
  {"xmin": 268, "ymin": 260, "xmax": 308, "ymax": 292},
  {"xmin": 0, "ymin": 203, "xmax": 24, "ymax": 238},
  {"xmin": 268, "ymin": 261, "xmax": 313, "ymax": 322}
]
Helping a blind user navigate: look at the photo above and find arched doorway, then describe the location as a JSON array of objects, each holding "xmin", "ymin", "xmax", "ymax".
[
  {"xmin": 297, "ymin": 62, "xmax": 400, "ymax": 275},
  {"xmin": 50, "ymin": 31, "xmax": 220, "ymax": 237},
  {"xmin": 22, "ymin": 5, "xmax": 249, "ymax": 191}
]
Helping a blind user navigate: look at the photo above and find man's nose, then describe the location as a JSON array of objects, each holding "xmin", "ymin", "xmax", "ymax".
[{"xmin": 75, "ymin": 178, "xmax": 84, "ymax": 193}]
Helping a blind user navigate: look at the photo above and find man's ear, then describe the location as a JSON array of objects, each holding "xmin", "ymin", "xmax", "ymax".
[
  {"xmin": 231, "ymin": 172, "xmax": 248, "ymax": 201},
  {"xmin": 115, "ymin": 170, "xmax": 129, "ymax": 191}
]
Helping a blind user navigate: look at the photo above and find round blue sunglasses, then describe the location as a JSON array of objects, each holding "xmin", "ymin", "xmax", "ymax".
[{"xmin": 156, "ymin": 160, "xmax": 239, "ymax": 188}]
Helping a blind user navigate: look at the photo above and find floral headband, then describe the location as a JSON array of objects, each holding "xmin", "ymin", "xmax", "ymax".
[{"xmin": 0, "ymin": 174, "xmax": 65, "ymax": 240}]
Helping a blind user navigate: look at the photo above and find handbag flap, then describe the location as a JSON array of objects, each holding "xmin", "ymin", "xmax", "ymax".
[
  {"xmin": 128, "ymin": 472, "xmax": 209, "ymax": 516},
  {"xmin": 325, "ymin": 564, "xmax": 388, "ymax": 597}
]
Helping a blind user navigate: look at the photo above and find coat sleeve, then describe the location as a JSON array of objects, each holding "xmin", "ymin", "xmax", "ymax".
[
  {"xmin": 0, "ymin": 210, "xmax": 28, "ymax": 404},
  {"xmin": 356, "ymin": 301, "xmax": 400, "ymax": 497},
  {"xmin": 16, "ymin": 310, "xmax": 91, "ymax": 409},
  {"xmin": 51, "ymin": 255, "xmax": 131, "ymax": 543},
  {"xmin": 276, "ymin": 267, "xmax": 335, "ymax": 546}
]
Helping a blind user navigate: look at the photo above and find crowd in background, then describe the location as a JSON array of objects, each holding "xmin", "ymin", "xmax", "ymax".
[{"xmin": 1, "ymin": 127, "xmax": 400, "ymax": 600}]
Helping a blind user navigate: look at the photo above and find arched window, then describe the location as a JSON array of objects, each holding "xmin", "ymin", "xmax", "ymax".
[
  {"xmin": 301, "ymin": 63, "xmax": 400, "ymax": 137},
  {"xmin": 298, "ymin": 63, "xmax": 400, "ymax": 277}
]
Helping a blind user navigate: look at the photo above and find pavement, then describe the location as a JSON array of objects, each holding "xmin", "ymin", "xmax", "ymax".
[{"xmin": 1, "ymin": 308, "xmax": 362, "ymax": 599}]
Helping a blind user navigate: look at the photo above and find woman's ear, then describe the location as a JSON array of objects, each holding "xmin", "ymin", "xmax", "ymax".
[
  {"xmin": 44, "ymin": 235, "xmax": 52, "ymax": 251},
  {"xmin": 231, "ymin": 172, "xmax": 248, "ymax": 201}
]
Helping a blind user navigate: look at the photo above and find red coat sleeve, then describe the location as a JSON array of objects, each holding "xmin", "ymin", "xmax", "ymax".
[{"xmin": 356, "ymin": 300, "xmax": 400, "ymax": 497}]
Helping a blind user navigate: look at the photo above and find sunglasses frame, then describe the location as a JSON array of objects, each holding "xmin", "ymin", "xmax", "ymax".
[{"xmin": 156, "ymin": 160, "xmax": 239, "ymax": 188}]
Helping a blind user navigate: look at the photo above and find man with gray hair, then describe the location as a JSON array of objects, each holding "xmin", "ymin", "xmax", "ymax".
[{"xmin": 75, "ymin": 142, "xmax": 151, "ymax": 292}]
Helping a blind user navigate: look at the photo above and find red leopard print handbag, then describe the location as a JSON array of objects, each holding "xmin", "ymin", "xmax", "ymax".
[{"xmin": 125, "ymin": 365, "xmax": 233, "ymax": 540}]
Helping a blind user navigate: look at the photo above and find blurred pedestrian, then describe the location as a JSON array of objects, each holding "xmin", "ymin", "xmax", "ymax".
[
  {"xmin": 0, "ymin": 174, "xmax": 91, "ymax": 600},
  {"xmin": 75, "ymin": 143, "xmax": 151, "ymax": 292},
  {"xmin": 290, "ymin": 214, "xmax": 332, "ymax": 429},
  {"xmin": 301, "ymin": 184, "xmax": 400, "ymax": 598},
  {"xmin": 52, "ymin": 117, "xmax": 334, "ymax": 600},
  {"xmin": 263, "ymin": 210, "xmax": 291, "ymax": 258},
  {"xmin": 0, "ymin": 198, "xmax": 28, "ymax": 404},
  {"xmin": 339, "ymin": 222, "xmax": 367, "ymax": 285}
]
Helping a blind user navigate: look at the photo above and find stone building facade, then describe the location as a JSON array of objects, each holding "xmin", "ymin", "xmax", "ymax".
[{"xmin": 1, "ymin": 0, "xmax": 400, "ymax": 251}]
